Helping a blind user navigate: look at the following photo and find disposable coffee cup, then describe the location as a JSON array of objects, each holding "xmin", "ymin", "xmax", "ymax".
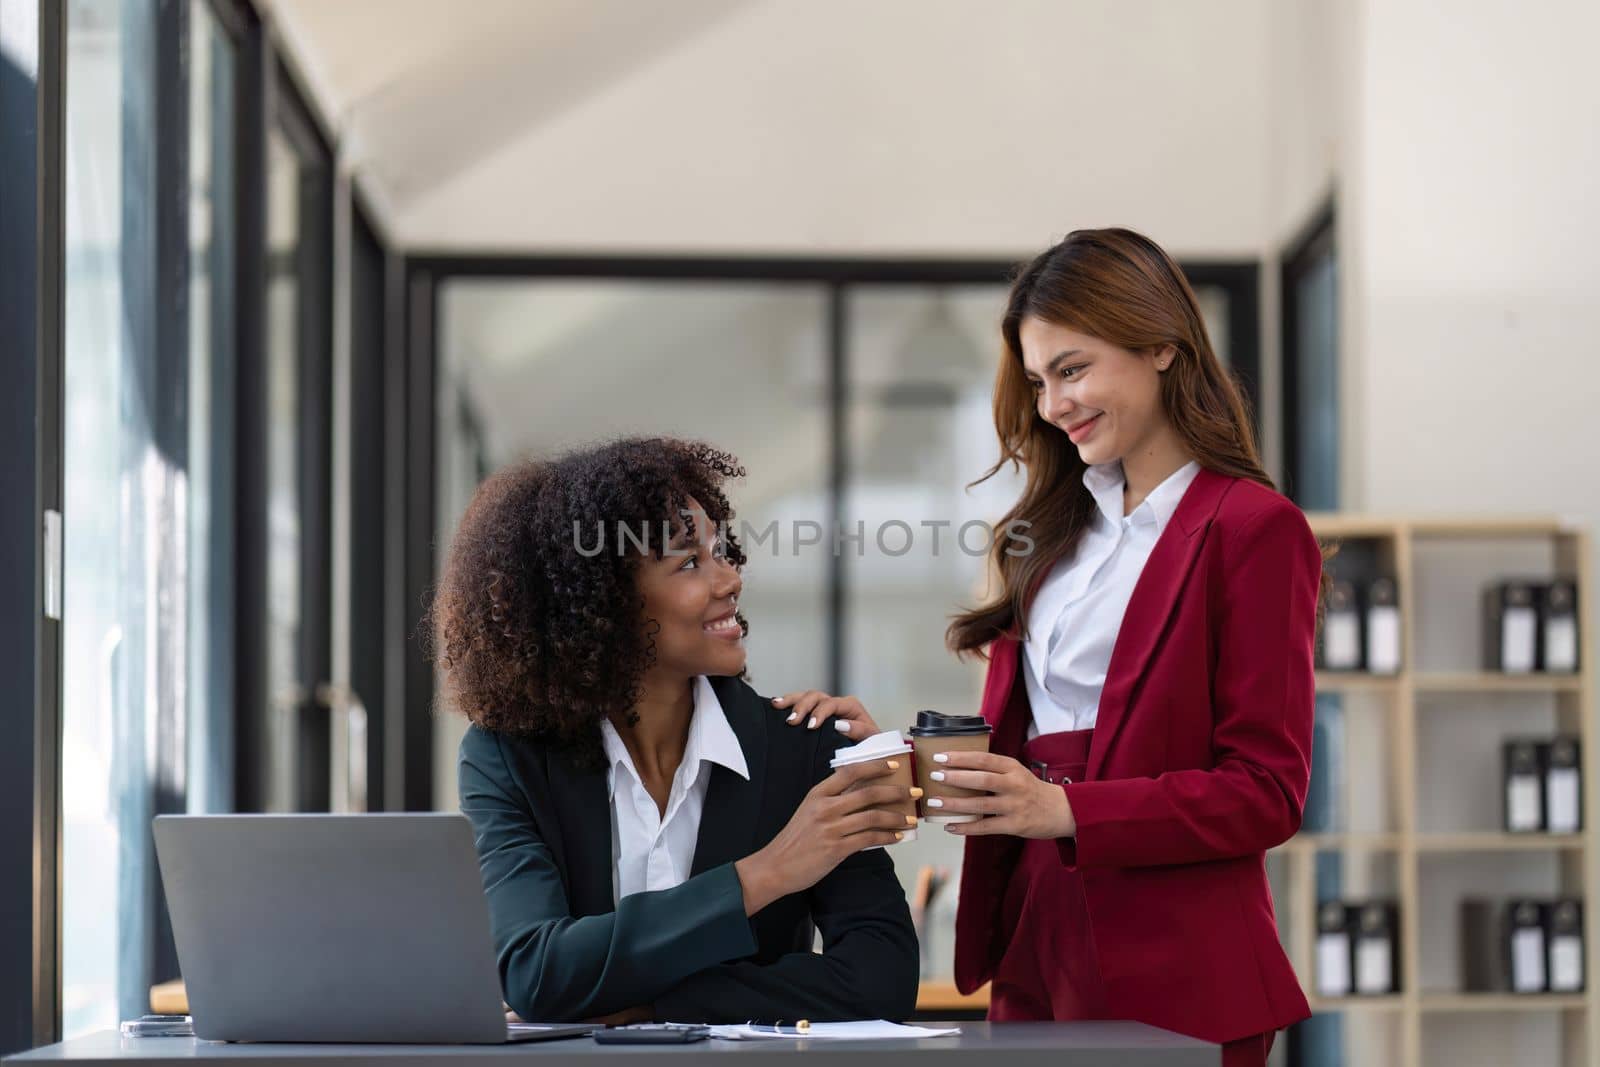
[
  {"xmin": 909, "ymin": 710, "xmax": 993, "ymax": 823},
  {"xmin": 829, "ymin": 730, "xmax": 917, "ymax": 845}
]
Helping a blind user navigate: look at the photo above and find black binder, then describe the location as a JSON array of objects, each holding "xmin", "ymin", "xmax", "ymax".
[
  {"xmin": 1365, "ymin": 577, "xmax": 1402, "ymax": 675},
  {"xmin": 1320, "ymin": 580, "xmax": 1363, "ymax": 671},
  {"xmin": 1484, "ymin": 581, "xmax": 1539, "ymax": 673},
  {"xmin": 1542, "ymin": 736, "xmax": 1583, "ymax": 834},
  {"xmin": 1315, "ymin": 900, "xmax": 1353, "ymax": 997},
  {"xmin": 1462, "ymin": 898, "xmax": 1547, "ymax": 993},
  {"xmin": 1548, "ymin": 899, "xmax": 1585, "ymax": 993},
  {"xmin": 1504, "ymin": 739, "xmax": 1545, "ymax": 833},
  {"xmin": 1352, "ymin": 902, "xmax": 1400, "ymax": 995},
  {"xmin": 1540, "ymin": 580, "xmax": 1580, "ymax": 673}
]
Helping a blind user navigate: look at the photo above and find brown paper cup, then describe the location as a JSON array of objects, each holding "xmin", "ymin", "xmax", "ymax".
[
  {"xmin": 912, "ymin": 734, "xmax": 991, "ymax": 822},
  {"xmin": 835, "ymin": 752, "xmax": 917, "ymax": 844}
]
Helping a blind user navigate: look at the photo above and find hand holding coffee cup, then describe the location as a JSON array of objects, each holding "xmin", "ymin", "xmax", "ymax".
[
  {"xmin": 732, "ymin": 755, "xmax": 918, "ymax": 915},
  {"xmin": 828, "ymin": 731, "xmax": 921, "ymax": 846},
  {"xmin": 926, "ymin": 748, "xmax": 1078, "ymax": 840}
]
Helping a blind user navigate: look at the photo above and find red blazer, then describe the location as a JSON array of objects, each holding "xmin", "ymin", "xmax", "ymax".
[{"xmin": 953, "ymin": 468, "xmax": 1321, "ymax": 1045}]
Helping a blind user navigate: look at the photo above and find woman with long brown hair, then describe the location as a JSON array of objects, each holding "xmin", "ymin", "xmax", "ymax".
[{"xmin": 784, "ymin": 228, "xmax": 1325, "ymax": 1064}]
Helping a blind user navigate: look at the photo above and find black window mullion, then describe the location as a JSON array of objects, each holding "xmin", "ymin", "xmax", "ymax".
[
  {"xmin": 1280, "ymin": 199, "xmax": 1338, "ymax": 507},
  {"xmin": 147, "ymin": 0, "xmax": 192, "ymax": 995},
  {"xmin": 348, "ymin": 205, "xmax": 387, "ymax": 811},
  {"xmin": 293, "ymin": 144, "xmax": 334, "ymax": 812},
  {"xmin": 231, "ymin": 3, "xmax": 268, "ymax": 813},
  {"xmin": 826, "ymin": 283, "xmax": 847, "ymax": 695},
  {"xmin": 0, "ymin": 0, "xmax": 65, "ymax": 1051},
  {"xmin": 401, "ymin": 265, "xmax": 437, "ymax": 811}
]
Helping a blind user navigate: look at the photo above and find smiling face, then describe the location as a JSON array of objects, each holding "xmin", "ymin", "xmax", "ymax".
[
  {"xmin": 1018, "ymin": 316, "xmax": 1174, "ymax": 468},
  {"xmin": 633, "ymin": 498, "xmax": 747, "ymax": 680}
]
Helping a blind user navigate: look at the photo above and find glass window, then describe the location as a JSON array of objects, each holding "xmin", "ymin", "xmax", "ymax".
[
  {"xmin": 1192, "ymin": 284, "xmax": 1233, "ymax": 367},
  {"xmin": 187, "ymin": 0, "xmax": 238, "ymax": 815},
  {"xmin": 1292, "ymin": 250, "xmax": 1340, "ymax": 509},
  {"xmin": 61, "ymin": 0, "xmax": 237, "ymax": 1033},
  {"xmin": 251, "ymin": 85, "xmax": 333, "ymax": 816},
  {"xmin": 61, "ymin": 0, "xmax": 166, "ymax": 1034},
  {"xmin": 839, "ymin": 285, "xmax": 1017, "ymax": 978},
  {"xmin": 264, "ymin": 125, "xmax": 304, "ymax": 813}
]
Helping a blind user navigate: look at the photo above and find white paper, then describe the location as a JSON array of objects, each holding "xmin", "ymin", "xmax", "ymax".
[
  {"xmin": 1551, "ymin": 935, "xmax": 1584, "ymax": 992},
  {"xmin": 1502, "ymin": 607, "xmax": 1537, "ymax": 673},
  {"xmin": 1547, "ymin": 767, "xmax": 1581, "ymax": 833},
  {"xmin": 1316, "ymin": 933, "xmax": 1351, "ymax": 996},
  {"xmin": 1507, "ymin": 775, "xmax": 1543, "ymax": 832},
  {"xmin": 1355, "ymin": 937, "xmax": 1392, "ymax": 994},
  {"xmin": 706, "ymin": 1021, "xmax": 961, "ymax": 1041},
  {"xmin": 1545, "ymin": 617, "xmax": 1579, "ymax": 672},
  {"xmin": 1366, "ymin": 606, "xmax": 1401, "ymax": 674},
  {"xmin": 1512, "ymin": 927, "xmax": 1547, "ymax": 992},
  {"xmin": 1324, "ymin": 613, "xmax": 1361, "ymax": 670}
]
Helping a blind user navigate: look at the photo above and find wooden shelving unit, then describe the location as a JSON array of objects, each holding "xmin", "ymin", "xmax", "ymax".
[{"xmin": 1285, "ymin": 516, "xmax": 1597, "ymax": 1067}]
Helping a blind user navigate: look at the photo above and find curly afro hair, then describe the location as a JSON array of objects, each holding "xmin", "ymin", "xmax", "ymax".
[{"xmin": 431, "ymin": 437, "xmax": 748, "ymax": 768}]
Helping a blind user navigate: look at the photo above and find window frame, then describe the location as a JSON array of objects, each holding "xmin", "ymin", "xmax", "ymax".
[{"xmin": 405, "ymin": 254, "xmax": 1263, "ymax": 810}]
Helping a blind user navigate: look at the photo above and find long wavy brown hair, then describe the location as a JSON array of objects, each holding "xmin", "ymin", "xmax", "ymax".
[{"xmin": 947, "ymin": 227, "xmax": 1331, "ymax": 656}]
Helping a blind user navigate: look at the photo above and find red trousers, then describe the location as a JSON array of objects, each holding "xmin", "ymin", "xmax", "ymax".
[{"xmin": 986, "ymin": 728, "xmax": 1277, "ymax": 1067}]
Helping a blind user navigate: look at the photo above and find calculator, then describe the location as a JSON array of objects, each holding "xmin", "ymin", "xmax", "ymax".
[{"xmin": 592, "ymin": 1023, "xmax": 711, "ymax": 1044}]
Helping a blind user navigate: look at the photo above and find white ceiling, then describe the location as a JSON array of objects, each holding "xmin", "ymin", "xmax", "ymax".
[
  {"xmin": 263, "ymin": 0, "xmax": 746, "ymax": 233},
  {"xmin": 260, "ymin": 0, "xmax": 1286, "ymax": 256}
]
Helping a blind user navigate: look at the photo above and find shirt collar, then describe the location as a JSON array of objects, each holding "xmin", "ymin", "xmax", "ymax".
[
  {"xmin": 1081, "ymin": 459, "xmax": 1202, "ymax": 532},
  {"xmin": 599, "ymin": 676, "xmax": 750, "ymax": 793}
]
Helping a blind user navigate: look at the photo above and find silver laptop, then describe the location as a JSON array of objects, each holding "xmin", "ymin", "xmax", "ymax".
[{"xmin": 152, "ymin": 813, "xmax": 592, "ymax": 1044}]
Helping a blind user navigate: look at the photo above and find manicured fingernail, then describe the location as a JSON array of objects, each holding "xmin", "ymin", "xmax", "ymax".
[
  {"xmin": 933, "ymin": 753, "xmax": 950, "ymax": 763},
  {"xmin": 894, "ymin": 831, "xmax": 904, "ymax": 841},
  {"xmin": 807, "ymin": 717, "xmax": 817, "ymax": 729},
  {"xmin": 834, "ymin": 720, "xmax": 851, "ymax": 733},
  {"xmin": 909, "ymin": 787, "xmax": 924, "ymax": 799},
  {"xmin": 773, "ymin": 697, "xmax": 783, "ymax": 704},
  {"xmin": 905, "ymin": 815, "xmax": 917, "ymax": 826},
  {"xmin": 927, "ymin": 798, "xmax": 945, "ymax": 808},
  {"xmin": 930, "ymin": 771, "xmax": 946, "ymax": 782},
  {"xmin": 786, "ymin": 713, "xmax": 798, "ymax": 723},
  {"xmin": 886, "ymin": 760, "xmax": 900, "ymax": 770}
]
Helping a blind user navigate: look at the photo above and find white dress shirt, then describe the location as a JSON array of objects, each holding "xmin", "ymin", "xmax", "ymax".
[
  {"xmin": 1023, "ymin": 459, "xmax": 1202, "ymax": 738},
  {"xmin": 598, "ymin": 675, "xmax": 750, "ymax": 903}
]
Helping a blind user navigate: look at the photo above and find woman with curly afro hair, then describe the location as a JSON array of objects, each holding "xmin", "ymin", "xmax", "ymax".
[{"xmin": 435, "ymin": 437, "xmax": 919, "ymax": 1026}]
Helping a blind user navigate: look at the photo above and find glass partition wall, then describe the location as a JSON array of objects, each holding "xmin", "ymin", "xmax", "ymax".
[
  {"xmin": 59, "ymin": 0, "xmax": 244, "ymax": 1033},
  {"xmin": 434, "ymin": 268, "xmax": 1252, "ymax": 981}
]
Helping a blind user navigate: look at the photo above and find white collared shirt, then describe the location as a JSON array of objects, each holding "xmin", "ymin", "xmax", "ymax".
[
  {"xmin": 1023, "ymin": 459, "xmax": 1202, "ymax": 737},
  {"xmin": 598, "ymin": 675, "xmax": 750, "ymax": 903}
]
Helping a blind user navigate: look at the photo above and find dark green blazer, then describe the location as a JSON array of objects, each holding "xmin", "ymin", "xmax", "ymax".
[{"xmin": 457, "ymin": 675, "xmax": 919, "ymax": 1023}]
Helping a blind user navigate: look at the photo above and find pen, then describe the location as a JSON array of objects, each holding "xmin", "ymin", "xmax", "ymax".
[{"xmin": 747, "ymin": 1019, "xmax": 811, "ymax": 1035}]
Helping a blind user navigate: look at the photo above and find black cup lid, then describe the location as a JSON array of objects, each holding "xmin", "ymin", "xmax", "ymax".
[{"xmin": 909, "ymin": 709, "xmax": 992, "ymax": 737}]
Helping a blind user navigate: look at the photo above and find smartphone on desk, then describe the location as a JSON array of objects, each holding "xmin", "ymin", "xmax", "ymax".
[{"xmin": 593, "ymin": 1023, "xmax": 710, "ymax": 1044}]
